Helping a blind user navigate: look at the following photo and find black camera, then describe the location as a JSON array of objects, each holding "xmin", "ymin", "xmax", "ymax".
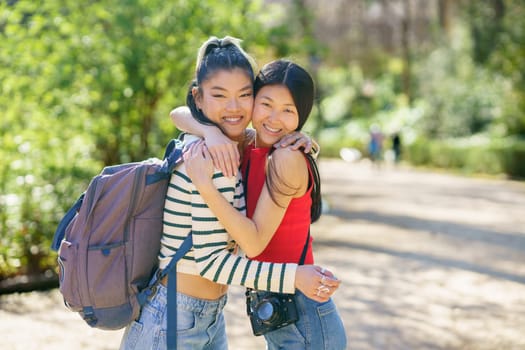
[{"xmin": 246, "ymin": 290, "xmax": 299, "ymax": 336}]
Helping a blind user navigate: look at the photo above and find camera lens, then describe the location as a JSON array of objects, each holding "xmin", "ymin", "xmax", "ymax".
[{"xmin": 256, "ymin": 300, "xmax": 275, "ymax": 321}]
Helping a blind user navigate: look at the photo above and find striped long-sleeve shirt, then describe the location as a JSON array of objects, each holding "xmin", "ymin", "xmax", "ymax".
[{"xmin": 159, "ymin": 161, "xmax": 297, "ymax": 294}]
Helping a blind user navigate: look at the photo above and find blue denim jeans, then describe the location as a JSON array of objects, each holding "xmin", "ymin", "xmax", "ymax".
[
  {"xmin": 263, "ymin": 290, "xmax": 347, "ymax": 350},
  {"xmin": 120, "ymin": 283, "xmax": 228, "ymax": 350}
]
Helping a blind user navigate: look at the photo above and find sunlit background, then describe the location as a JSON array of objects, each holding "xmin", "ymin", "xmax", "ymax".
[{"xmin": 1, "ymin": 1, "xmax": 524, "ymax": 349}]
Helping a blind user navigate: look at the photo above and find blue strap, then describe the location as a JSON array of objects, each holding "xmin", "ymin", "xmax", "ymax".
[
  {"xmin": 163, "ymin": 138, "xmax": 177, "ymax": 159},
  {"xmin": 163, "ymin": 139, "xmax": 184, "ymax": 174},
  {"xmin": 166, "ymin": 260, "xmax": 179, "ymax": 350},
  {"xmin": 163, "ymin": 233, "xmax": 193, "ymax": 350},
  {"xmin": 50, "ymin": 194, "xmax": 84, "ymax": 251},
  {"xmin": 146, "ymin": 139, "xmax": 183, "ymax": 185}
]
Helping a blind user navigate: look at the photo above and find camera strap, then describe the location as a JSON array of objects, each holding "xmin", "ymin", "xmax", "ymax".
[{"xmin": 298, "ymin": 229, "xmax": 310, "ymax": 266}]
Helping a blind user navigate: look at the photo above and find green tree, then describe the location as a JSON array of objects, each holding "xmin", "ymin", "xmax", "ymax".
[
  {"xmin": 489, "ymin": 0, "xmax": 525, "ymax": 135},
  {"xmin": 464, "ymin": 0, "xmax": 525, "ymax": 135}
]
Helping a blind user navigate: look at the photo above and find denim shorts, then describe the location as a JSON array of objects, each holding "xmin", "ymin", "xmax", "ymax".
[
  {"xmin": 120, "ymin": 282, "xmax": 228, "ymax": 350},
  {"xmin": 263, "ymin": 290, "xmax": 347, "ymax": 350}
]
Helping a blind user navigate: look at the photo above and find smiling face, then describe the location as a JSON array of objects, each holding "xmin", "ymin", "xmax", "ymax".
[
  {"xmin": 252, "ymin": 84, "xmax": 299, "ymax": 148},
  {"xmin": 194, "ymin": 68, "xmax": 254, "ymax": 142}
]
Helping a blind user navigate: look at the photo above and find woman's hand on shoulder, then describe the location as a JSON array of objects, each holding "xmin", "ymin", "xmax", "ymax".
[
  {"xmin": 184, "ymin": 140, "xmax": 215, "ymax": 189},
  {"xmin": 202, "ymin": 128, "xmax": 240, "ymax": 178},
  {"xmin": 273, "ymin": 131, "xmax": 312, "ymax": 153},
  {"xmin": 273, "ymin": 131, "xmax": 320, "ymax": 160}
]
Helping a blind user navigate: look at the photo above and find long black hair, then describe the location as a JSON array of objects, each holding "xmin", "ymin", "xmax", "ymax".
[
  {"xmin": 254, "ymin": 59, "xmax": 322, "ymax": 223},
  {"xmin": 186, "ymin": 36, "xmax": 256, "ymax": 127}
]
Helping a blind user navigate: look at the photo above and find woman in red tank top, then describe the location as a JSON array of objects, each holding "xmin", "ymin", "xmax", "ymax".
[{"xmin": 185, "ymin": 59, "xmax": 347, "ymax": 350}]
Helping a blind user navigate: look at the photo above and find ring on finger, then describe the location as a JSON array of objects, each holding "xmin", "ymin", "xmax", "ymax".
[
  {"xmin": 317, "ymin": 285, "xmax": 330, "ymax": 293},
  {"xmin": 321, "ymin": 275, "xmax": 327, "ymax": 285}
]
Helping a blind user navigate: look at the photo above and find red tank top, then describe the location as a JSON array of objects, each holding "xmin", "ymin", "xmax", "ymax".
[{"xmin": 241, "ymin": 145, "xmax": 314, "ymax": 264}]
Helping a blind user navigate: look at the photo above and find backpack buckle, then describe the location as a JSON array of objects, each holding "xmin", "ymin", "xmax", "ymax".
[
  {"xmin": 147, "ymin": 285, "xmax": 158, "ymax": 301},
  {"xmin": 81, "ymin": 307, "xmax": 98, "ymax": 327}
]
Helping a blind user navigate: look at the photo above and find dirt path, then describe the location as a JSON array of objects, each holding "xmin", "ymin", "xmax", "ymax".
[{"xmin": 2, "ymin": 159, "xmax": 525, "ymax": 349}]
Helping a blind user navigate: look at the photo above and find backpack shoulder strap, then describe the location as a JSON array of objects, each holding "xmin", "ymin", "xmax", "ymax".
[
  {"xmin": 145, "ymin": 139, "xmax": 184, "ymax": 185},
  {"xmin": 51, "ymin": 193, "xmax": 85, "ymax": 251},
  {"xmin": 165, "ymin": 233, "xmax": 193, "ymax": 350},
  {"xmin": 159, "ymin": 232, "xmax": 193, "ymax": 279}
]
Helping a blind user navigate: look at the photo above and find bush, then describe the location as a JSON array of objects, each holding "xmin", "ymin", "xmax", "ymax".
[
  {"xmin": 404, "ymin": 136, "xmax": 525, "ymax": 179},
  {"xmin": 492, "ymin": 137, "xmax": 525, "ymax": 178}
]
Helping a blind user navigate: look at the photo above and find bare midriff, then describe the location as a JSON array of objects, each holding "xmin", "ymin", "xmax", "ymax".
[{"xmin": 161, "ymin": 272, "xmax": 228, "ymax": 301}]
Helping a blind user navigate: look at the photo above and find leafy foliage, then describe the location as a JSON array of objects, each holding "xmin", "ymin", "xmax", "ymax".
[{"xmin": 414, "ymin": 28, "xmax": 510, "ymax": 138}]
